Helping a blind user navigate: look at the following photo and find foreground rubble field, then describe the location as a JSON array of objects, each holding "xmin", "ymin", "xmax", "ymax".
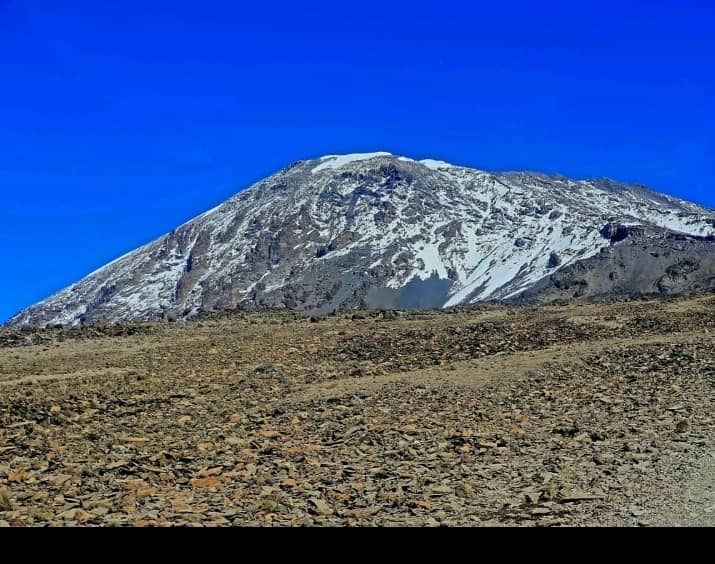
[{"xmin": 1, "ymin": 295, "xmax": 714, "ymax": 527}]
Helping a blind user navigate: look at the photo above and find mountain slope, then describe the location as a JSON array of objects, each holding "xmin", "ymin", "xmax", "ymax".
[
  {"xmin": 511, "ymin": 225, "xmax": 715, "ymax": 304},
  {"xmin": 9, "ymin": 153, "xmax": 715, "ymax": 326}
]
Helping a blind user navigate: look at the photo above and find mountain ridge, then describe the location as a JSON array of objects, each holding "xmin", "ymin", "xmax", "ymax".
[{"xmin": 9, "ymin": 152, "xmax": 715, "ymax": 326}]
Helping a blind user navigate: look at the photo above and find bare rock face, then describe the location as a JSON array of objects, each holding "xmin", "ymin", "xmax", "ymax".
[
  {"xmin": 8, "ymin": 153, "xmax": 715, "ymax": 326},
  {"xmin": 513, "ymin": 226, "xmax": 715, "ymax": 304}
]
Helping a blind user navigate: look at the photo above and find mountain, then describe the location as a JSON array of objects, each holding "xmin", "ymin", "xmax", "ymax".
[{"xmin": 8, "ymin": 152, "xmax": 715, "ymax": 326}]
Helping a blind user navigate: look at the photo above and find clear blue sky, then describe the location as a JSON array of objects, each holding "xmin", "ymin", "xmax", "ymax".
[{"xmin": 1, "ymin": 0, "xmax": 713, "ymax": 322}]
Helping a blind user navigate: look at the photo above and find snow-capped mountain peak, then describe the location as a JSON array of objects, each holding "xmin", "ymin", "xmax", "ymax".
[
  {"xmin": 312, "ymin": 152, "xmax": 394, "ymax": 173},
  {"xmin": 9, "ymin": 153, "xmax": 715, "ymax": 326}
]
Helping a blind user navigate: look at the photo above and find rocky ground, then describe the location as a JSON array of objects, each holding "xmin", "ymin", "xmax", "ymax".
[{"xmin": 1, "ymin": 294, "xmax": 714, "ymax": 527}]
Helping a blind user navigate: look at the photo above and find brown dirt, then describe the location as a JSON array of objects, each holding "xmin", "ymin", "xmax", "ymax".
[{"xmin": 1, "ymin": 294, "xmax": 714, "ymax": 527}]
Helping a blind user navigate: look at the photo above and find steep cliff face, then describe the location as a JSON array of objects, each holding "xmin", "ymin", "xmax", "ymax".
[{"xmin": 9, "ymin": 152, "xmax": 715, "ymax": 326}]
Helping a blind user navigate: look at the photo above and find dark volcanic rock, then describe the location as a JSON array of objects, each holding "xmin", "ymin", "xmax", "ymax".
[{"xmin": 513, "ymin": 225, "xmax": 715, "ymax": 304}]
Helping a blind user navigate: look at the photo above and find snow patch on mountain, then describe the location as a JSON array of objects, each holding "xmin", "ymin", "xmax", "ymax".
[
  {"xmin": 312, "ymin": 152, "xmax": 392, "ymax": 173},
  {"xmin": 397, "ymin": 156, "xmax": 457, "ymax": 170}
]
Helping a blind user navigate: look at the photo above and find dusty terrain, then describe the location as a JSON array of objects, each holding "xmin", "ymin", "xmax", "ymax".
[{"xmin": 1, "ymin": 294, "xmax": 714, "ymax": 527}]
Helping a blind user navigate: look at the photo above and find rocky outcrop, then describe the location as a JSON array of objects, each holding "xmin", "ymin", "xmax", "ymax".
[{"xmin": 512, "ymin": 226, "xmax": 715, "ymax": 304}]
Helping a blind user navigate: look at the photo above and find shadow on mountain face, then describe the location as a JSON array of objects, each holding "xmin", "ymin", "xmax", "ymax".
[{"xmin": 365, "ymin": 272, "xmax": 453, "ymax": 310}]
